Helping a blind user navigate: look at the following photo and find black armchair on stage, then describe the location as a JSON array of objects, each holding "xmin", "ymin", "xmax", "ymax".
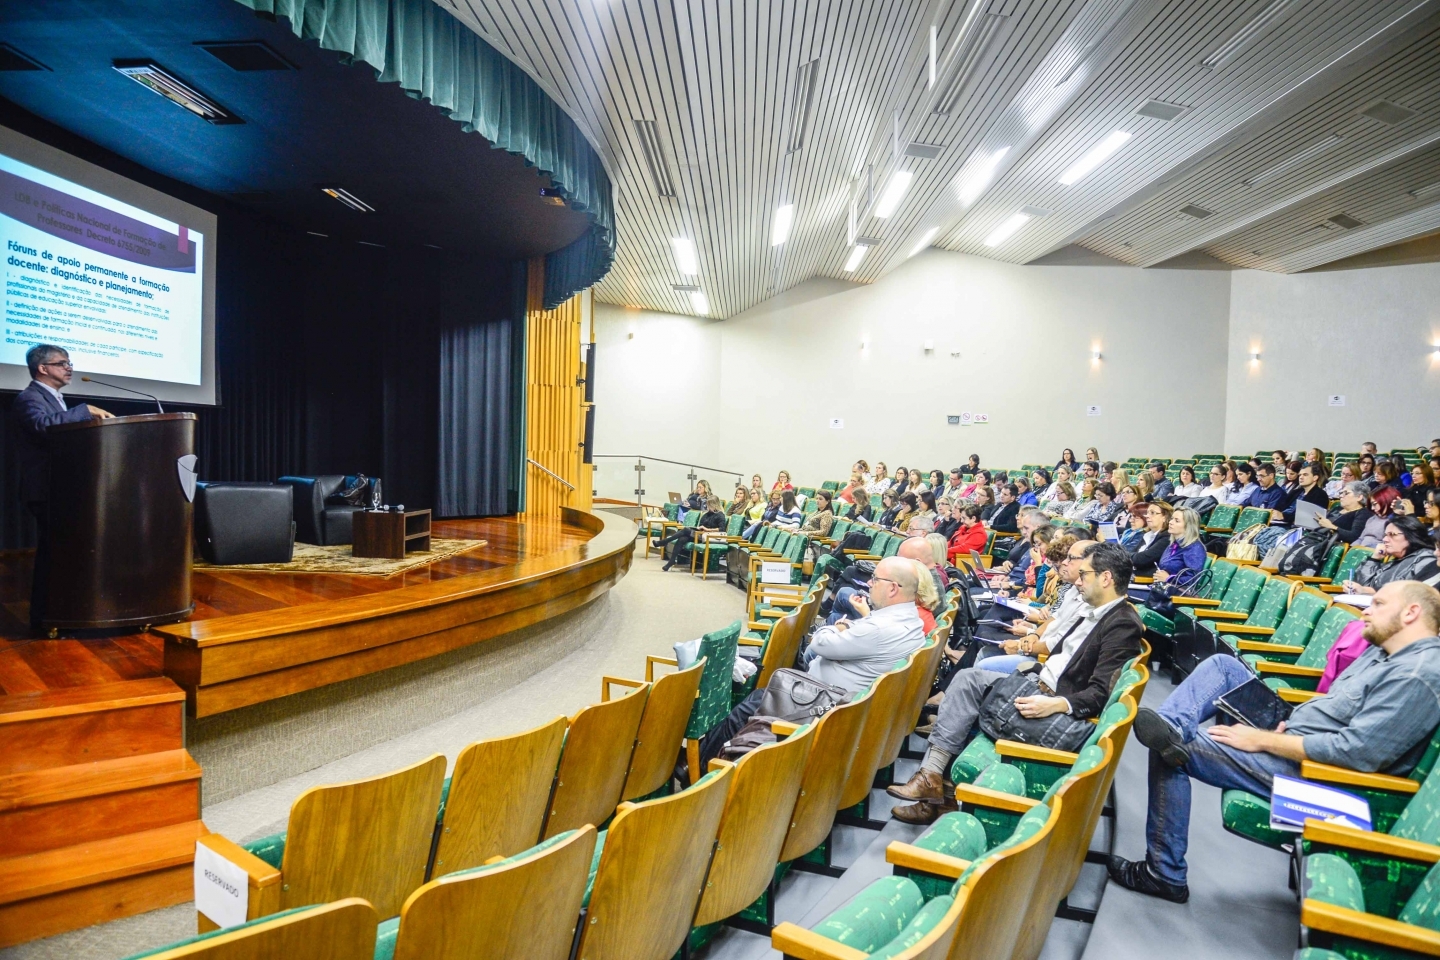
[
  {"xmin": 194, "ymin": 482, "xmax": 295, "ymax": 565},
  {"xmin": 279, "ymin": 474, "xmax": 381, "ymax": 545}
]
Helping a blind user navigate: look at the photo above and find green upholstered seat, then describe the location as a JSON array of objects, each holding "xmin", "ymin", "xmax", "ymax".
[
  {"xmin": 687, "ymin": 622, "xmax": 740, "ymax": 740},
  {"xmin": 1205, "ymin": 504, "xmax": 1240, "ymax": 532},
  {"xmin": 869, "ymin": 895, "xmax": 956, "ymax": 959},
  {"xmin": 1318, "ymin": 543, "xmax": 1345, "ymax": 581},
  {"xmin": 1232, "ymin": 507, "xmax": 1272, "ymax": 536},
  {"xmin": 811, "ymin": 876, "xmax": 927, "ymax": 954},
  {"xmin": 1233, "ymin": 589, "xmax": 1328, "ymax": 666},
  {"xmin": 951, "ymin": 735, "xmax": 999, "ymax": 785},
  {"xmin": 1143, "ymin": 561, "xmax": 1237, "ymax": 635},
  {"xmin": 1219, "ymin": 789, "xmax": 1293, "ymax": 850},
  {"xmin": 912, "ymin": 812, "xmax": 990, "ymax": 861},
  {"xmin": 1256, "ymin": 605, "xmax": 1358, "ymax": 690},
  {"xmin": 1303, "ymin": 853, "xmax": 1440, "ymax": 958},
  {"xmin": 1332, "ymin": 547, "xmax": 1373, "ymax": 585},
  {"xmin": 1105, "ymin": 668, "xmax": 1144, "ymax": 709}
]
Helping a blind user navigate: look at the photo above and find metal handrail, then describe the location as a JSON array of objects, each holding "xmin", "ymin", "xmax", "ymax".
[
  {"xmin": 527, "ymin": 458, "xmax": 576, "ymax": 490},
  {"xmin": 591, "ymin": 454, "xmax": 747, "ymax": 475}
]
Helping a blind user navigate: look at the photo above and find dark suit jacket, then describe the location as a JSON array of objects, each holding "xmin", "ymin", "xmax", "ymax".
[
  {"xmin": 8, "ymin": 381, "xmax": 96, "ymax": 502},
  {"xmin": 1049, "ymin": 600, "xmax": 1144, "ymax": 720}
]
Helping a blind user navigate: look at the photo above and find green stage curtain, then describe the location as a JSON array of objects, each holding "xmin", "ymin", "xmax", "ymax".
[{"xmin": 238, "ymin": 0, "xmax": 615, "ymax": 308}]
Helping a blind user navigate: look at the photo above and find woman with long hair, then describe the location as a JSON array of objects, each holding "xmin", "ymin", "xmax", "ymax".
[
  {"xmin": 727, "ymin": 485, "xmax": 751, "ymax": 518},
  {"xmin": 1345, "ymin": 516, "xmax": 1440, "ymax": 594},
  {"xmin": 655, "ymin": 495, "xmax": 726, "ymax": 570},
  {"xmin": 1055, "ymin": 448, "xmax": 1079, "ymax": 472},
  {"xmin": 771, "ymin": 470, "xmax": 794, "ymax": 493},
  {"xmin": 1173, "ymin": 465, "xmax": 1204, "ymax": 499},
  {"xmin": 1153, "ymin": 507, "xmax": 1207, "ymax": 586},
  {"xmin": 1199, "ymin": 464, "xmax": 1229, "ymax": 500},
  {"xmin": 866, "ymin": 462, "xmax": 893, "ymax": 496},
  {"xmin": 1125, "ymin": 500, "xmax": 1174, "ymax": 576},
  {"xmin": 799, "ymin": 489, "xmax": 836, "ymax": 540},
  {"xmin": 851, "ymin": 487, "xmax": 874, "ymax": 522}
]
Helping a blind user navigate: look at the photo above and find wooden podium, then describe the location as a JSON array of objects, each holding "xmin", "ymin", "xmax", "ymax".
[{"xmin": 45, "ymin": 412, "xmax": 197, "ymax": 630}]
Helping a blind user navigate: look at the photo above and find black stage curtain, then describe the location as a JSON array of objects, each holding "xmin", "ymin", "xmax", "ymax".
[{"xmin": 0, "ymin": 102, "xmax": 524, "ymax": 548}]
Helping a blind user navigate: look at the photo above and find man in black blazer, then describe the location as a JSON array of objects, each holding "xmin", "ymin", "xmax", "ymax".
[
  {"xmin": 8, "ymin": 344, "xmax": 112, "ymax": 632},
  {"xmin": 888, "ymin": 543, "xmax": 1143, "ymax": 824}
]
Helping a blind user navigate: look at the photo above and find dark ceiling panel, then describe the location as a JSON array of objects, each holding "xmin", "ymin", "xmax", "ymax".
[{"xmin": 0, "ymin": 0, "xmax": 591, "ymax": 260}]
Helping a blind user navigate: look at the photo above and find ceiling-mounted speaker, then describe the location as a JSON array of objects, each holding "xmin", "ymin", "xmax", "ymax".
[
  {"xmin": 1323, "ymin": 213, "xmax": 1363, "ymax": 230},
  {"xmin": 1178, "ymin": 204, "xmax": 1212, "ymax": 219},
  {"xmin": 1359, "ymin": 100, "xmax": 1418, "ymax": 126},
  {"xmin": 1135, "ymin": 99, "xmax": 1189, "ymax": 122},
  {"xmin": 634, "ymin": 119, "xmax": 676, "ymax": 198},
  {"xmin": 786, "ymin": 59, "xmax": 820, "ymax": 153}
]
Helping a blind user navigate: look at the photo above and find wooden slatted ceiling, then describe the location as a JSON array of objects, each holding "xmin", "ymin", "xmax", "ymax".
[{"xmin": 433, "ymin": 0, "xmax": 1440, "ymax": 321}]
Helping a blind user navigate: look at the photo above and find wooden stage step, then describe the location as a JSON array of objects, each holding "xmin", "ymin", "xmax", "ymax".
[
  {"xmin": 0, "ymin": 820, "xmax": 208, "ymax": 947},
  {"xmin": 0, "ymin": 678, "xmax": 205, "ymax": 947},
  {"xmin": 0, "ymin": 678, "xmax": 185, "ymax": 774}
]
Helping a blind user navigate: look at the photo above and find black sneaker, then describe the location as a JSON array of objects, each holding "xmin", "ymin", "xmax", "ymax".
[
  {"xmin": 1134, "ymin": 707, "xmax": 1190, "ymax": 768},
  {"xmin": 1107, "ymin": 856, "xmax": 1189, "ymax": 903}
]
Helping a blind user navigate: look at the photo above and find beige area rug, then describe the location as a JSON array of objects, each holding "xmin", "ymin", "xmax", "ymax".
[{"xmin": 194, "ymin": 538, "xmax": 487, "ymax": 578}]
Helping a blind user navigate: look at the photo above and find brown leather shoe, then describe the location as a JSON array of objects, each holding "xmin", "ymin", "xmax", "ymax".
[
  {"xmin": 886, "ymin": 768, "xmax": 945, "ymax": 802},
  {"xmin": 890, "ymin": 799, "xmax": 940, "ymax": 825}
]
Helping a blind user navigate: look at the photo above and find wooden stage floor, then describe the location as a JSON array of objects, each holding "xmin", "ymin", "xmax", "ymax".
[{"xmin": 0, "ymin": 514, "xmax": 598, "ymax": 702}]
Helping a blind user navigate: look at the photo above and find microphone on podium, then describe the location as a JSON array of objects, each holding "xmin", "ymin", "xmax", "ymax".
[{"xmin": 79, "ymin": 376, "xmax": 165, "ymax": 413}]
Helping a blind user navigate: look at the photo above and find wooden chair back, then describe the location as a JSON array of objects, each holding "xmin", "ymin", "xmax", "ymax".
[
  {"xmin": 621, "ymin": 658, "xmax": 705, "ymax": 800},
  {"xmin": 543, "ymin": 683, "xmax": 650, "ymax": 838},
  {"xmin": 281, "ymin": 754, "xmax": 446, "ymax": 919},
  {"xmin": 692, "ymin": 722, "xmax": 817, "ymax": 927},
  {"xmin": 144, "ymin": 900, "xmax": 378, "ymax": 960},
  {"xmin": 756, "ymin": 610, "xmax": 804, "ymax": 691},
  {"xmin": 432, "ymin": 716, "xmax": 567, "ymax": 876},
  {"xmin": 393, "ymin": 827, "xmax": 596, "ymax": 960},
  {"xmin": 838, "ymin": 657, "xmax": 916, "ymax": 810},
  {"xmin": 779, "ymin": 690, "xmax": 873, "ymax": 862},
  {"xmin": 1073, "ymin": 696, "xmax": 1138, "ymax": 888},
  {"xmin": 881, "ymin": 637, "xmax": 947, "ymax": 769},
  {"xmin": 942, "ymin": 800, "xmax": 1057, "ymax": 960},
  {"xmin": 577, "ymin": 765, "xmax": 734, "ymax": 960},
  {"xmin": 1010, "ymin": 742, "xmax": 1114, "ymax": 960}
]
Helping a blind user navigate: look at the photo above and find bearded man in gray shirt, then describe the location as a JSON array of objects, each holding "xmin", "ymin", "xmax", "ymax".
[{"xmin": 1110, "ymin": 579, "xmax": 1440, "ymax": 903}]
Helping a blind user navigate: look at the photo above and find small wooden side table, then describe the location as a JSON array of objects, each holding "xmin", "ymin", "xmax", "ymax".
[{"xmin": 352, "ymin": 509, "xmax": 432, "ymax": 559}]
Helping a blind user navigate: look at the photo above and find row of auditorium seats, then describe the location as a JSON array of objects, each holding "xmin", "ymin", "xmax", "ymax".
[{"xmin": 133, "ymin": 580, "xmax": 966, "ymax": 959}]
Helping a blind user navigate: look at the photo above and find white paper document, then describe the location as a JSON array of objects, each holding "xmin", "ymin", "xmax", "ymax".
[
  {"xmin": 194, "ymin": 842, "xmax": 249, "ymax": 929},
  {"xmin": 1293, "ymin": 500, "xmax": 1326, "ymax": 530}
]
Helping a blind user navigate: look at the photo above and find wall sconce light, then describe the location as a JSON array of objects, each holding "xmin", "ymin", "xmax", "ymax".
[
  {"xmin": 1432, "ymin": 343, "xmax": 1440, "ymax": 359},
  {"xmin": 1249, "ymin": 350, "xmax": 1262, "ymax": 363},
  {"xmin": 1091, "ymin": 349, "xmax": 1102, "ymax": 362}
]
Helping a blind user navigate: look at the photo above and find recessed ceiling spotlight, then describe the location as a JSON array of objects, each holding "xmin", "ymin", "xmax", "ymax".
[
  {"xmin": 772, "ymin": 204, "xmax": 796, "ymax": 246},
  {"xmin": 319, "ymin": 186, "xmax": 375, "ymax": 212},
  {"xmin": 113, "ymin": 59, "xmax": 240, "ymax": 124},
  {"xmin": 1058, "ymin": 131, "xmax": 1131, "ymax": 185},
  {"xmin": 909, "ymin": 227, "xmax": 940, "ymax": 257},
  {"xmin": 874, "ymin": 171, "xmax": 914, "ymax": 218},
  {"xmin": 670, "ymin": 237, "xmax": 699, "ymax": 275}
]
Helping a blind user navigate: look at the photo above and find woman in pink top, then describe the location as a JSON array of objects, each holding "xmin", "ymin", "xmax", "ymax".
[{"xmin": 1317, "ymin": 619, "xmax": 1369, "ymax": 693}]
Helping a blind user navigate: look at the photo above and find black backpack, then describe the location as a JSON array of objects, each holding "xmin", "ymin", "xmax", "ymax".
[{"xmin": 1277, "ymin": 530, "xmax": 1337, "ymax": 577}]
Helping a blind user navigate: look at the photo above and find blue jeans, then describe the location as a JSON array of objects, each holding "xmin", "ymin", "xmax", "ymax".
[
  {"xmin": 974, "ymin": 653, "xmax": 1032, "ymax": 673},
  {"xmin": 1145, "ymin": 655, "xmax": 1300, "ymax": 885},
  {"xmin": 825, "ymin": 586, "xmax": 866, "ymax": 625}
]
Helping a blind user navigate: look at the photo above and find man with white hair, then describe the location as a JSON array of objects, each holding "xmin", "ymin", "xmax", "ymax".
[{"xmin": 696, "ymin": 556, "xmax": 927, "ymax": 769}]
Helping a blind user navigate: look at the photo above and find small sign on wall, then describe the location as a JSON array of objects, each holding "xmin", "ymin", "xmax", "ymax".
[
  {"xmin": 828, "ymin": 418, "xmax": 844, "ymax": 429},
  {"xmin": 974, "ymin": 413, "xmax": 990, "ymax": 423},
  {"xmin": 1086, "ymin": 405, "xmax": 1102, "ymax": 417},
  {"xmin": 960, "ymin": 412, "xmax": 974, "ymax": 425},
  {"xmin": 947, "ymin": 415, "xmax": 960, "ymax": 425},
  {"xmin": 1328, "ymin": 395, "xmax": 1346, "ymax": 407}
]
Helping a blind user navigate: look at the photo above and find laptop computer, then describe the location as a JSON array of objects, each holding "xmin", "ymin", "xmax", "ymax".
[
  {"xmin": 668, "ymin": 491, "xmax": 683, "ymax": 504},
  {"xmin": 1214, "ymin": 676, "xmax": 1293, "ymax": 731}
]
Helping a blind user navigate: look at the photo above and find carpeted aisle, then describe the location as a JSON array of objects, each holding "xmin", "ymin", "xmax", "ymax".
[{"xmin": 1, "ymin": 548, "xmax": 744, "ymax": 960}]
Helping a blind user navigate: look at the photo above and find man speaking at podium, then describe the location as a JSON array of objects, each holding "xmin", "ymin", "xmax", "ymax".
[{"xmin": 8, "ymin": 344, "xmax": 113, "ymax": 633}]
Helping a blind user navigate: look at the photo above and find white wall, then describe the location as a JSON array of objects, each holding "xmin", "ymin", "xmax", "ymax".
[
  {"xmin": 1225, "ymin": 263, "xmax": 1440, "ymax": 454},
  {"xmin": 591, "ymin": 252, "xmax": 1440, "ymax": 491},
  {"xmin": 714, "ymin": 250, "xmax": 1232, "ymax": 483},
  {"xmin": 590, "ymin": 303, "xmax": 726, "ymax": 499}
]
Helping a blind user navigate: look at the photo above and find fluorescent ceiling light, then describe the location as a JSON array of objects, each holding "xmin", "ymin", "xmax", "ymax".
[
  {"xmin": 874, "ymin": 171, "xmax": 914, "ymax": 218},
  {"xmin": 1202, "ymin": 0, "xmax": 1304, "ymax": 71},
  {"xmin": 1242, "ymin": 135, "xmax": 1343, "ymax": 187},
  {"xmin": 670, "ymin": 237, "xmax": 699, "ymax": 275},
  {"xmin": 1058, "ymin": 131, "xmax": 1131, "ymax": 185},
  {"xmin": 113, "ymin": 60, "xmax": 240, "ymax": 124},
  {"xmin": 843, "ymin": 245, "xmax": 870, "ymax": 272},
  {"xmin": 957, "ymin": 147, "xmax": 1010, "ymax": 206},
  {"xmin": 909, "ymin": 227, "xmax": 939, "ymax": 257},
  {"xmin": 772, "ymin": 204, "xmax": 796, "ymax": 246},
  {"xmin": 320, "ymin": 186, "xmax": 375, "ymax": 213},
  {"xmin": 689, "ymin": 290, "xmax": 709, "ymax": 315},
  {"xmin": 984, "ymin": 212, "xmax": 1032, "ymax": 247}
]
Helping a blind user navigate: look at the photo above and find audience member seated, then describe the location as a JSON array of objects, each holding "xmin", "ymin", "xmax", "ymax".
[
  {"xmin": 1406, "ymin": 459, "xmax": 1436, "ymax": 513},
  {"xmin": 771, "ymin": 471, "xmax": 794, "ymax": 494},
  {"xmin": 680, "ymin": 479, "xmax": 713, "ymax": 514},
  {"xmin": 876, "ymin": 489, "xmax": 901, "ymax": 528},
  {"xmin": 914, "ymin": 490, "xmax": 938, "ymax": 524},
  {"xmin": 1015, "ymin": 475, "xmax": 1039, "ymax": 506},
  {"xmin": 837, "ymin": 470, "xmax": 864, "ymax": 504},
  {"xmin": 1316, "ymin": 481, "xmax": 1372, "ymax": 544},
  {"xmin": 1198, "ymin": 464, "xmax": 1229, "ymax": 501},
  {"xmin": 962, "ymin": 453, "xmax": 981, "ymax": 477},
  {"xmin": 1148, "ymin": 462, "xmax": 1175, "ymax": 501},
  {"xmin": 1240, "ymin": 462, "xmax": 1286, "ymax": 512},
  {"xmin": 697, "ymin": 556, "xmax": 927, "ymax": 766},
  {"xmin": 849, "ymin": 487, "xmax": 874, "ymax": 522},
  {"xmin": 866, "ymin": 462, "xmax": 893, "ymax": 496},
  {"xmin": 653, "ymin": 495, "xmax": 725, "ymax": 570},
  {"xmin": 772, "ymin": 490, "xmax": 804, "ymax": 530},
  {"xmin": 943, "ymin": 467, "xmax": 967, "ymax": 499},
  {"xmin": 742, "ymin": 489, "xmax": 782, "ymax": 539},
  {"xmin": 977, "ymin": 540, "xmax": 1099, "ymax": 673},
  {"xmin": 1326, "ymin": 461, "xmax": 1357, "ymax": 498},
  {"xmin": 891, "ymin": 492, "xmax": 920, "ymax": 531},
  {"xmin": 1277, "ymin": 460, "xmax": 1329, "ymax": 525},
  {"xmin": 1066, "ymin": 479, "xmax": 1096, "ymax": 520},
  {"xmin": 1224, "ymin": 462, "xmax": 1258, "ymax": 505},
  {"xmin": 1043, "ymin": 466, "xmax": 1074, "ymax": 502},
  {"xmin": 1042, "ymin": 481, "xmax": 1076, "ymax": 518},
  {"xmin": 799, "ymin": 489, "xmax": 836, "ymax": 540},
  {"xmin": 1110, "ymin": 580, "xmax": 1440, "ymax": 902},
  {"xmin": 727, "ymin": 486, "xmax": 753, "ymax": 521},
  {"xmin": 989, "ymin": 483, "xmax": 1021, "ymax": 533},
  {"xmin": 1125, "ymin": 500, "xmax": 1173, "ymax": 577},
  {"xmin": 1085, "ymin": 482, "xmax": 1122, "ymax": 525},
  {"xmin": 1056, "ymin": 448, "xmax": 1080, "ymax": 472},
  {"xmin": 1114, "ymin": 484, "xmax": 1147, "ymax": 533},
  {"xmin": 1030, "ymin": 469, "xmax": 1052, "ymax": 503},
  {"xmin": 1361, "ymin": 486, "xmax": 1402, "ymax": 546},
  {"xmin": 995, "ymin": 508, "xmax": 1047, "ymax": 579},
  {"xmin": 888, "ymin": 543, "xmax": 1143, "ymax": 824},
  {"xmin": 946, "ymin": 504, "xmax": 988, "ymax": 562},
  {"xmin": 1150, "ymin": 507, "xmax": 1208, "ymax": 587},
  {"xmin": 935, "ymin": 497, "xmax": 960, "ymax": 539},
  {"xmin": 1358, "ymin": 453, "xmax": 1377, "ymax": 486},
  {"xmin": 928, "ymin": 469, "xmax": 947, "ymax": 493},
  {"xmin": 1344, "ymin": 516, "xmax": 1440, "ymax": 594}
]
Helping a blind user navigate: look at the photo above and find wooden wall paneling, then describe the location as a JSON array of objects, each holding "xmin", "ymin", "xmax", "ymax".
[{"xmin": 524, "ymin": 258, "xmax": 587, "ymax": 517}]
